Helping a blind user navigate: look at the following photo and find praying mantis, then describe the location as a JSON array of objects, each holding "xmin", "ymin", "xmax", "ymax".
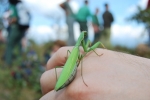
[{"xmin": 55, "ymin": 31, "xmax": 104, "ymax": 91}]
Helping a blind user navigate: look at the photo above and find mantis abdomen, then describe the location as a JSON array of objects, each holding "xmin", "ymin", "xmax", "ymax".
[
  {"xmin": 56, "ymin": 65, "xmax": 77, "ymax": 91},
  {"xmin": 55, "ymin": 47, "xmax": 79, "ymax": 91}
]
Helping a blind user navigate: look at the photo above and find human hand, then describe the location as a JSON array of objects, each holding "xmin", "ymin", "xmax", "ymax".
[
  {"xmin": 40, "ymin": 47, "xmax": 150, "ymax": 100},
  {"xmin": 9, "ymin": 18, "xmax": 17, "ymax": 24}
]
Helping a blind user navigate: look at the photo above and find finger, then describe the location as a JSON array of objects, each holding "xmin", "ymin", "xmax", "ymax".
[
  {"xmin": 46, "ymin": 47, "xmax": 84, "ymax": 70},
  {"xmin": 46, "ymin": 47, "xmax": 73, "ymax": 70},
  {"xmin": 40, "ymin": 68, "xmax": 62, "ymax": 95}
]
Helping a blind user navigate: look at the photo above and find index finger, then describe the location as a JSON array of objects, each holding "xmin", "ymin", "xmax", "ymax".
[{"xmin": 46, "ymin": 47, "xmax": 73, "ymax": 70}]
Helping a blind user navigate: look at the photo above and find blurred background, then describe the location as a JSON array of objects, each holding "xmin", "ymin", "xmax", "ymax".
[{"xmin": 0, "ymin": 0, "xmax": 150, "ymax": 99}]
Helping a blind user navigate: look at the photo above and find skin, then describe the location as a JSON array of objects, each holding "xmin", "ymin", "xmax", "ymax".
[
  {"xmin": 9, "ymin": 18, "xmax": 17, "ymax": 24},
  {"xmin": 95, "ymin": 8, "xmax": 99, "ymax": 15},
  {"xmin": 40, "ymin": 47, "xmax": 150, "ymax": 100},
  {"xmin": 59, "ymin": 0, "xmax": 70, "ymax": 16},
  {"xmin": 93, "ymin": 8, "xmax": 100, "ymax": 33},
  {"xmin": 0, "ymin": 30, "xmax": 5, "ymax": 42},
  {"xmin": 105, "ymin": 4, "xmax": 109, "ymax": 11}
]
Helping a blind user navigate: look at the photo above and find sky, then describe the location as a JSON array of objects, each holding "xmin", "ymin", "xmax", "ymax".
[{"xmin": 22, "ymin": 0, "xmax": 149, "ymax": 48}]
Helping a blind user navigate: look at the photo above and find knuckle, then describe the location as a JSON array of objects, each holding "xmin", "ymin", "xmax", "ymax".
[
  {"xmin": 56, "ymin": 47, "xmax": 67, "ymax": 54},
  {"xmin": 40, "ymin": 70, "xmax": 53, "ymax": 94},
  {"xmin": 55, "ymin": 47, "xmax": 67, "ymax": 58},
  {"xmin": 40, "ymin": 71, "xmax": 48, "ymax": 89},
  {"xmin": 40, "ymin": 72, "xmax": 47, "ymax": 93}
]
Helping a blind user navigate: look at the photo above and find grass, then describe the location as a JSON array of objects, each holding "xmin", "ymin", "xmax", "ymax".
[{"xmin": 0, "ymin": 41, "xmax": 48, "ymax": 100}]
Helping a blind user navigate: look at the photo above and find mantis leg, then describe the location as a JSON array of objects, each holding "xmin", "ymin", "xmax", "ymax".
[
  {"xmin": 85, "ymin": 40, "xmax": 91, "ymax": 50},
  {"xmin": 82, "ymin": 39, "xmax": 105, "ymax": 52},
  {"xmin": 82, "ymin": 39, "xmax": 90, "ymax": 52},
  {"xmin": 78, "ymin": 55, "xmax": 88, "ymax": 87},
  {"xmin": 55, "ymin": 68, "xmax": 58, "ymax": 81},
  {"xmin": 78, "ymin": 40, "xmax": 104, "ymax": 86},
  {"xmin": 85, "ymin": 41, "xmax": 105, "ymax": 56},
  {"xmin": 90, "ymin": 49, "xmax": 103, "ymax": 57},
  {"xmin": 65, "ymin": 50, "xmax": 71, "ymax": 60},
  {"xmin": 55, "ymin": 66, "xmax": 63, "ymax": 82}
]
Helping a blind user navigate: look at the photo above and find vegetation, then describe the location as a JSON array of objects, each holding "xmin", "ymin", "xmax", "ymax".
[
  {"xmin": 0, "ymin": 41, "xmax": 53, "ymax": 100},
  {"xmin": 129, "ymin": 6, "xmax": 150, "ymax": 27},
  {"xmin": 0, "ymin": 37, "xmax": 150, "ymax": 100}
]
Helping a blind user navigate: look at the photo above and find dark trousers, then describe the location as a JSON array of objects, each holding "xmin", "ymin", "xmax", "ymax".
[
  {"xmin": 93, "ymin": 32, "xmax": 101, "ymax": 44},
  {"xmin": 78, "ymin": 21, "xmax": 88, "ymax": 42},
  {"xmin": 5, "ymin": 24, "xmax": 22, "ymax": 64}
]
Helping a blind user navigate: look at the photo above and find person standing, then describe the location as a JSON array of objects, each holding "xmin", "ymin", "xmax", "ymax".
[
  {"xmin": 146, "ymin": 0, "xmax": 150, "ymax": 46},
  {"xmin": 102, "ymin": 3, "xmax": 114, "ymax": 46},
  {"xmin": 76, "ymin": 0, "xmax": 91, "ymax": 42},
  {"xmin": 0, "ymin": 18, "xmax": 5, "ymax": 43},
  {"xmin": 92, "ymin": 8, "xmax": 101, "ymax": 44},
  {"xmin": 16, "ymin": 1, "xmax": 30, "ymax": 51},
  {"xmin": 60, "ymin": 0, "xmax": 76, "ymax": 46},
  {"xmin": 5, "ymin": 0, "xmax": 21, "ymax": 65}
]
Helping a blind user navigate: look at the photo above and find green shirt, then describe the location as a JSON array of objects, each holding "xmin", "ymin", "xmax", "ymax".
[
  {"xmin": 9, "ymin": 4, "xmax": 18, "ymax": 19},
  {"xmin": 76, "ymin": 5, "xmax": 91, "ymax": 22},
  {"xmin": 92, "ymin": 15, "xmax": 99, "ymax": 26},
  {"xmin": 9, "ymin": 4, "xmax": 19, "ymax": 32}
]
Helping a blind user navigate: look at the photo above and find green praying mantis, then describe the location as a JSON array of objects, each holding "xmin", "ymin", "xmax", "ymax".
[{"xmin": 55, "ymin": 31, "xmax": 105, "ymax": 91}]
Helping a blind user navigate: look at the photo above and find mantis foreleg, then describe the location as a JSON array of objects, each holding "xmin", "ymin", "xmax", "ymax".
[{"xmin": 86, "ymin": 41, "xmax": 105, "ymax": 56}]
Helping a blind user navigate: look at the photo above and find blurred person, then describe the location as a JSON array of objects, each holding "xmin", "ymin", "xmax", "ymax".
[
  {"xmin": 40, "ymin": 47, "xmax": 150, "ymax": 100},
  {"xmin": 50, "ymin": 40, "xmax": 67, "ymax": 56},
  {"xmin": 102, "ymin": 3, "xmax": 114, "ymax": 46},
  {"xmin": 44, "ymin": 40, "xmax": 66, "ymax": 66},
  {"xmin": 2, "ymin": 9, "xmax": 11, "ymax": 34},
  {"xmin": 76, "ymin": 0, "xmax": 91, "ymax": 42},
  {"xmin": 0, "ymin": 18, "xmax": 5, "ymax": 43},
  {"xmin": 60, "ymin": 0, "xmax": 76, "ymax": 46},
  {"xmin": 5, "ymin": 0, "xmax": 21, "ymax": 65},
  {"xmin": 147, "ymin": 26, "xmax": 150, "ymax": 46},
  {"xmin": 92, "ymin": 8, "xmax": 101, "ymax": 44},
  {"xmin": 16, "ymin": 0, "xmax": 30, "ymax": 51},
  {"xmin": 147, "ymin": 0, "xmax": 150, "ymax": 47}
]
